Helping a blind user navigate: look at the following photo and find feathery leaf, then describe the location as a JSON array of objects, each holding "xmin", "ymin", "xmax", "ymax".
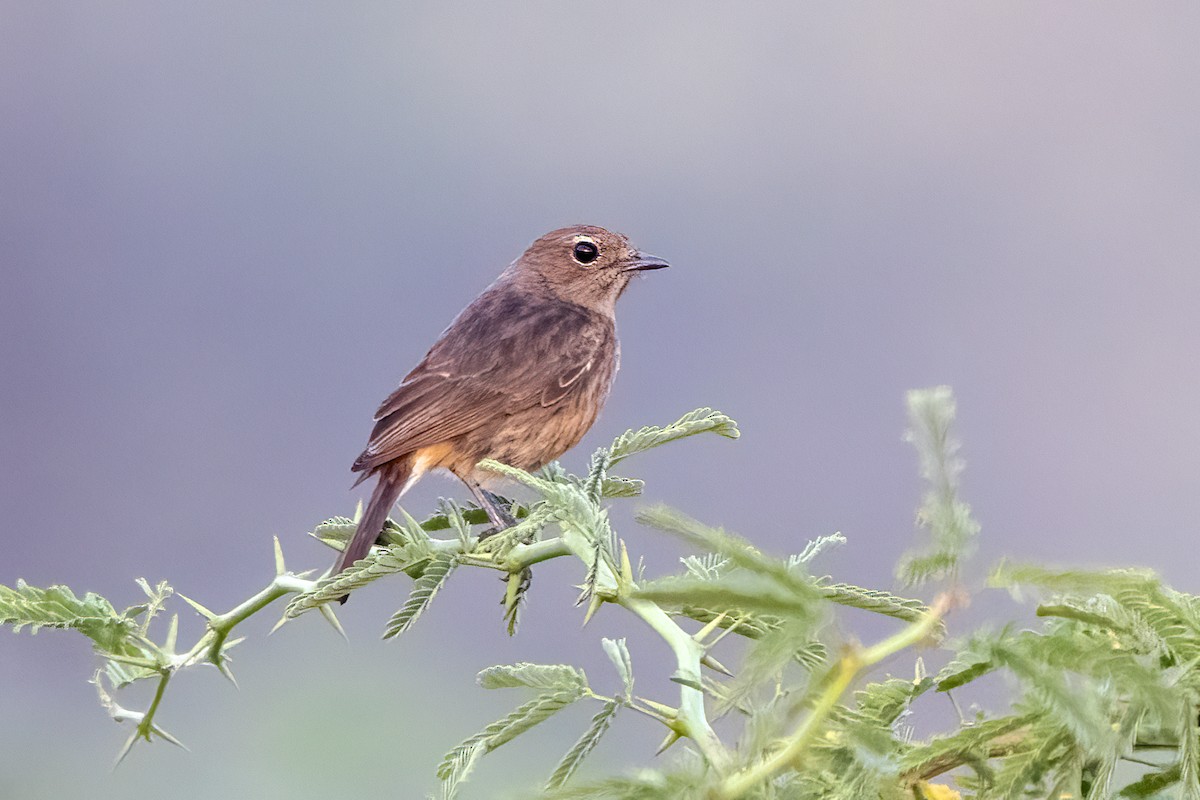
[
  {"xmin": 285, "ymin": 541, "xmax": 434, "ymax": 617},
  {"xmin": 0, "ymin": 580, "xmax": 140, "ymax": 655},
  {"xmin": 438, "ymin": 689, "xmax": 588, "ymax": 796},
  {"xmin": 477, "ymin": 663, "xmax": 588, "ymax": 693},
  {"xmin": 607, "ymin": 408, "xmax": 739, "ymax": 465},
  {"xmin": 897, "ymin": 386, "xmax": 980, "ymax": 585},
  {"xmin": 601, "ymin": 638, "xmax": 634, "ymax": 698},
  {"xmin": 816, "ymin": 579, "xmax": 940, "ymax": 630},
  {"xmin": 545, "ymin": 701, "xmax": 621, "ymax": 791},
  {"xmin": 383, "ymin": 553, "xmax": 458, "ymax": 640}
]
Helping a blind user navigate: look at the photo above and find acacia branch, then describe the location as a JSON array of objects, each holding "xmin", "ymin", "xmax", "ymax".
[
  {"xmin": 621, "ymin": 595, "xmax": 731, "ymax": 771},
  {"xmin": 712, "ymin": 594, "xmax": 952, "ymax": 799}
]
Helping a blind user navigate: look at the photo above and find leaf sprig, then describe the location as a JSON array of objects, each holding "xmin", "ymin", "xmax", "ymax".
[{"xmin": 7, "ymin": 393, "xmax": 1199, "ymax": 800}]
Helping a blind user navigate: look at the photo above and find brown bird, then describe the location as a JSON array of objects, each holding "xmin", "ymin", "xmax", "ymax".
[{"xmin": 333, "ymin": 225, "xmax": 668, "ymax": 576}]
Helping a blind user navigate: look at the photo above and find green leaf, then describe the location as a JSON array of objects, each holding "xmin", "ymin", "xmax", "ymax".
[
  {"xmin": 679, "ymin": 554, "xmax": 731, "ymax": 580},
  {"xmin": 716, "ymin": 618, "xmax": 816, "ymax": 716},
  {"xmin": 969, "ymin": 635, "xmax": 1128, "ymax": 754},
  {"xmin": 477, "ymin": 663, "xmax": 589, "ymax": 693},
  {"xmin": 635, "ymin": 506, "xmax": 822, "ymax": 605},
  {"xmin": 1035, "ymin": 602, "xmax": 1131, "ymax": 633},
  {"xmin": 0, "ymin": 580, "xmax": 139, "ymax": 655},
  {"xmin": 311, "ymin": 515, "xmax": 422, "ymax": 551},
  {"xmin": 633, "ymin": 572, "xmax": 820, "ymax": 619},
  {"xmin": 677, "ymin": 606, "xmax": 827, "ymax": 674},
  {"xmin": 1119, "ymin": 763, "xmax": 1181, "ymax": 798},
  {"xmin": 990, "ymin": 726, "xmax": 1073, "ymax": 800},
  {"xmin": 473, "ymin": 506, "xmax": 554, "ymax": 558},
  {"xmin": 1178, "ymin": 694, "xmax": 1200, "ymax": 800},
  {"xmin": 477, "ymin": 460, "xmax": 562, "ymax": 495},
  {"xmin": 421, "ymin": 501, "xmax": 524, "ymax": 532},
  {"xmin": 439, "ymin": 738, "xmax": 485, "ymax": 800},
  {"xmin": 897, "ymin": 386, "xmax": 980, "ymax": 586},
  {"xmin": 105, "ymin": 659, "xmax": 159, "ymax": 689},
  {"xmin": 544, "ymin": 701, "xmax": 621, "ymax": 791},
  {"xmin": 438, "ymin": 689, "xmax": 588, "ymax": 797},
  {"xmin": 993, "ymin": 563, "xmax": 1200, "ymax": 684},
  {"xmin": 539, "ymin": 770, "xmax": 708, "ymax": 799},
  {"xmin": 383, "ymin": 553, "xmax": 458, "ymax": 640},
  {"xmin": 601, "ymin": 638, "xmax": 634, "ymax": 698},
  {"xmin": 791, "ymin": 533, "xmax": 847, "ymax": 566},
  {"xmin": 284, "ymin": 541, "xmax": 433, "ymax": 618},
  {"xmin": 900, "ymin": 714, "xmax": 1036, "ymax": 780},
  {"xmin": 133, "ymin": 578, "xmax": 173, "ymax": 637},
  {"xmin": 583, "ymin": 447, "xmax": 615, "ymax": 501},
  {"xmin": 599, "ymin": 476, "xmax": 644, "ymax": 498},
  {"xmin": 816, "ymin": 580, "xmax": 940, "ymax": 630},
  {"xmin": 678, "ymin": 605, "xmax": 781, "ymax": 639},
  {"xmin": 935, "ymin": 652, "xmax": 994, "ymax": 692},
  {"xmin": 311, "ymin": 504, "xmax": 521, "ymax": 554},
  {"xmin": 850, "ymin": 677, "xmax": 932, "ymax": 728},
  {"xmin": 990, "ymin": 562, "xmax": 1159, "ymax": 598},
  {"xmin": 607, "ymin": 408, "xmax": 739, "ymax": 465}
]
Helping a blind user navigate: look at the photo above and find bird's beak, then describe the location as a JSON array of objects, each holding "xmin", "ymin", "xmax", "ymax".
[{"xmin": 622, "ymin": 252, "xmax": 670, "ymax": 272}]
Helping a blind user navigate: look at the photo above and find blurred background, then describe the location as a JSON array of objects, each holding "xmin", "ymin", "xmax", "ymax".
[{"xmin": 3, "ymin": 3, "xmax": 1198, "ymax": 797}]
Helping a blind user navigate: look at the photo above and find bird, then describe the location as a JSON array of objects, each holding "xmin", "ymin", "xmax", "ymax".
[{"xmin": 332, "ymin": 225, "xmax": 669, "ymax": 578}]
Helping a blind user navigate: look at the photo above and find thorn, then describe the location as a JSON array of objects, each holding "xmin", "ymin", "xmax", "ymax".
[
  {"xmin": 273, "ymin": 536, "xmax": 286, "ymax": 575},
  {"xmin": 669, "ymin": 672, "xmax": 704, "ymax": 691},
  {"xmin": 214, "ymin": 657, "xmax": 239, "ymax": 689},
  {"xmin": 353, "ymin": 498, "xmax": 363, "ymax": 523},
  {"xmin": 104, "ymin": 652, "xmax": 160, "ymax": 670},
  {"xmin": 293, "ymin": 568, "xmax": 317, "ymax": 579},
  {"xmin": 693, "ymin": 612, "xmax": 728, "ymax": 644},
  {"xmin": 399, "ymin": 506, "xmax": 424, "ymax": 538},
  {"xmin": 151, "ymin": 724, "xmax": 189, "ymax": 750},
  {"xmin": 269, "ymin": 614, "xmax": 290, "ymax": 635},
  {"xmin": 319, "ymin": 604, "xmax": 348, "ymax": 639},
  {"xmin": 582, "ymin": 594, "xmax": 603, "ymax": 626},
  {"xmin": 113, "ymin": 730, "xmax": 139, "ymax": 769},
  {"xmin": 655, "ymin": 730, "xmax": 682, "ymax": 755},
  {"xmin": 619, "ymin": 539, "xmax": 633, "ymax": 583},
  {"xmin": 176, "ymin": 592, "xmax": 216, "ymax": 620},
  {"xmin": 638, "ymin": 697, "xmax": 678, "ymax": 719},
  {"xmin": 700, "ymin": 654, "xmax": 734, "ymax": 677},
  {"xmin": 708, "ymin": 615, "xmax": 744, "ymax": 648},
  {"xmin": 163, "ymin": 614, "xmax": 179, "ymax": 654}
]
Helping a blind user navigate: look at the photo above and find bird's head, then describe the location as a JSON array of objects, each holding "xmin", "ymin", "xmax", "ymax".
[{"xmin": 510, "ymin": 225, "xmax": 668, "ymax": 314}]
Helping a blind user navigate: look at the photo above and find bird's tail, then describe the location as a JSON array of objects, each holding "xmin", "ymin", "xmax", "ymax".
[{"xmin": 333, "ymin": 460, "xmax": 412, "ymax": 577}]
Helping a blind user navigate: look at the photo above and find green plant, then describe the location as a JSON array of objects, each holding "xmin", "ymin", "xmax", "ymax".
[{"xmin": 4, "ymin": 389, "xmax": 1198, "ymax": 799}]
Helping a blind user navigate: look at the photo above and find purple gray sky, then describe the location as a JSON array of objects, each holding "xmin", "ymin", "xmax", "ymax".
[{"xmin": 3, "ymin": 4, "xmax": 1199, "ymax": 797}]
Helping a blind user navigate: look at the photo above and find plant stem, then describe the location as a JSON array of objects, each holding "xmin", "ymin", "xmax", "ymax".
[
  {"xmin": 621, "ymin": 596, "xmax": 731, "ymax": 771},
  {"xmin": 180, "ymin": 573, "xmax": 314, "ymax": 667},
  {"xmin": 902, "ymin": 729, "xmax": 1031, "ymax": 784},
  {"xmin": 712, "ymin": 595, "xmax": 950, "ymax": 799},
  {"xmin": 504, "ymin": 536, "xmax": 572, "ymax": 568},
  {"xmin": 536, "ymin": 513, "xmax": 732, "ymax": 770},
  {"xmin": 138, "ymin": 670, "xmax": 171, "ymax": 740}
]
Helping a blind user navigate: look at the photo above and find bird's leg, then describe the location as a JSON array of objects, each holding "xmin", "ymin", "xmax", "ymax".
[{"xmin": 468, "ymin": 482, "xmax": 517, "ymax": 537}]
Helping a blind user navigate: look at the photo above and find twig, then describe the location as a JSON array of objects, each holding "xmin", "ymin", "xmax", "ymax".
[
  {"xmin": 621, "ymin": 596, "xmax": 732, "ymax": 771},
  {"xmin": 712, "ymin": 594, "xmax": 951, "ymax": 799}
]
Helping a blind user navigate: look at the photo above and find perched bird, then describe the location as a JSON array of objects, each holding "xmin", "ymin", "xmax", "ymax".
[{"xmin": 333, "ymin": 225, "xmax": 668, "ymax": 577}]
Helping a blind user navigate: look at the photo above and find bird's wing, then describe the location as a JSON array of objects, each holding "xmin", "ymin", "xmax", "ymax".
[{"xmin": 352, "ymin": 297, "xmax": 614, "ymax": 474}]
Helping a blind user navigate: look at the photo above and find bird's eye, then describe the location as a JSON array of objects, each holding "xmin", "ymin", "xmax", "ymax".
[{"xmin": 572, "ymin": 240, "xmax": 599, "ymax": 265}]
